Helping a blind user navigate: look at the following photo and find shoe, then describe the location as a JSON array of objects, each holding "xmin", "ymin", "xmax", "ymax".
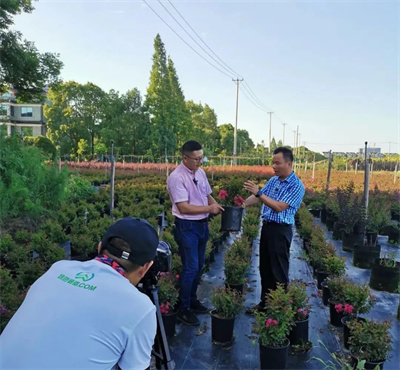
[
  {"xmin": 245, "ymin": 301, "xmax": 265, "ymax": 315},
  {"xmin": 190, "ymin": 299, "xmax": 209, "ymax": 314},
  {"xmin": 178, "ymin": 309, "xmax": 200, "ymax": 326}
]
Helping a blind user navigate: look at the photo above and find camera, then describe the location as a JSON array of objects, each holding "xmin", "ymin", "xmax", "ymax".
[{"xmin": 139, "ymin": 240, "xmax": 172, "ymax": 289}]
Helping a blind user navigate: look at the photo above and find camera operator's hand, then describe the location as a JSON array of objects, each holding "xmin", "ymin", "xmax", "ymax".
[{"xmin": 209, "ymin": 203, "xmax": 224, "ymax": 215}]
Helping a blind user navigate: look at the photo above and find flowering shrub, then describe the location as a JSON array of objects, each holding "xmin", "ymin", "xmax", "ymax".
[
  {"xmin": 287, "ymin": 280, "xmax": 311, "ymax": 321},
  {"xmin": 255, "ymin": 284, "xmax": 294, "ymax": 347},
  {"xmin": 335, "ymin": 303, "xmax": 354, "ymax": 314},
  {"xmin": 157, "ymin": 272, "xmax": 179, "ymax": 315},
  {"xmin": 218, "ymin": 190, "xmax": 244, "ymax": 207}
]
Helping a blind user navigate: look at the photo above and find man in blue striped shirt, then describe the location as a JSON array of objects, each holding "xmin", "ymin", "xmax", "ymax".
[{"xmin": 243, "ymin": 147, "xmax": 305, "ymax": 310}]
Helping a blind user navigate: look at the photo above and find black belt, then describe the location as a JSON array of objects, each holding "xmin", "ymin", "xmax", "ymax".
[
  {"xmin": 175, "ymin": 217, "xmax": 208, "ymax": 223},
  {"xmin": 263, "ymin": 221, "xmax": 291, "ymax": 227}
]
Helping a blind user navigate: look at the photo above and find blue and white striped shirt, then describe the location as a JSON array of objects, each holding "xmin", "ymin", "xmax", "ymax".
[{"xmin": 260, "ymin": 171, "xmax": 305, "ymax": 225}]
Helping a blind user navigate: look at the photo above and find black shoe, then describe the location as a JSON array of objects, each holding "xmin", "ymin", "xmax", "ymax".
[
  {"xmin": 245, "ymin": 301, "xmax": 265, "ymax": 315},
  {"xmin": 190, "ymin": 299, "xmax": 209, "ymax": 314},
  {"xmin": 178, "ymin": 309, "xmax": 200, "ymax": 326}
]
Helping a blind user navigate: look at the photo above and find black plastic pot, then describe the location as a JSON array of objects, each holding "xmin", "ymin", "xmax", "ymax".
[
  {"xmin": 316, "ymin": 269, "xmax": 330, "ymax": 290},
  {"xmin": 161, "ymin": 310, "xmax": 178, "ymax": 338},
  {"xmin": 332, "ymin": 222, "xmax": 342, "ymax": 240},
  {"xmin": 342, "ymin": 232, "xmax": 363, "ymax": 252},
  {"xmin": 220, "ymin": 206, "xmax": 244, "ymax": 232},
  {"xmin": 366, "ymin": 232, "xmax": 378, "ymax": 245},
  {"xmin": 350, "ymin": 352, "xmax": 386, "ymax": 370},
  {"xmin": 321, "ymin": 281, "xmax": 331, "ymax": 306},
  {"xmin": 353, "ymin": 244, "xmax": 381, "ymax": 269},
  {"xmin": 210, "ymin": 310, "xmax": 235, "ymax": 344},
  {"xmin": 309, "ymin": 209, "xmax": 320, "ymax": 218},
  {"xmin": 288, "ymin": 317, "xmax": 309, "ymax": 346},
  {"xmin": 328, "ymin": 299, "xmax": 344, "ymax": 327},
  {"xmin": 369, "ymin": 259, "xmax": 400, "ymax": 293},
  {"xmin": 320, "ymin": 209, "xmax": 327, "ymax": 224},
  {"xmin": 387, "ymin": 229, "xmax": 400, "ymax": 244},
  {"xmin": 341, "ymin": 316, "xmax": 366, "ymax": 350},
  {"xmin": 302, "ymin": 239, "xmax": 310, "ymax": 253},
  {"xmin": 259, "ymin": 338, "xmax": 290, "ymax": 369}
]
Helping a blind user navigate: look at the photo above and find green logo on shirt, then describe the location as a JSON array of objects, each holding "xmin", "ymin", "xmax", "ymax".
[
  {"xmin": 57, "ymin": 273, "xmax": 97, "ymax": 291},
  {"xmin": 75, "ymin": 272, "xmax": 95, "ymax": 282}
]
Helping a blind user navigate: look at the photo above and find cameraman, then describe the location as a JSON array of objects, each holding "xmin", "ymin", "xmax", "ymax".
[{"xmin": 0, "ymin": 218, "xmax": 159, "ymax": 370}]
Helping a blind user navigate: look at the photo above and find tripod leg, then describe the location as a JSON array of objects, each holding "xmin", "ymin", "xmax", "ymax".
[{"xmin": 150, "ymin": 286, "xmax": 175, "ymax": 370}]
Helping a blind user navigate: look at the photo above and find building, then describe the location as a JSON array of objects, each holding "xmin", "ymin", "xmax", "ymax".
[
  {"xmin": 0, "ymin": 91, "xmax": 47, "ymax": 137},
  {"xmin": 359, "ymin": 147, "xmax": 381, "ymax": 155}
]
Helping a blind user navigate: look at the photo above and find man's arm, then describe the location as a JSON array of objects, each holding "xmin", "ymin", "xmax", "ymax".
[
  {"xmin": 176, "ymin": 201, "xmax": 223, "ymax": 215},
  {"xmin": 243, "ymin": 180, "xmax": 289, "ymax": 213}
]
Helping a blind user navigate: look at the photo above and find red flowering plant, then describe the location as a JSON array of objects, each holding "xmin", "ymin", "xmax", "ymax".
[
  {"xmin": 287, "ymin": 280, "xmax": 311, "ymax": 321},
  {"xmin": 216, "ymin": 179, "xmax": 246, "ymax": 207},
  {"xmin": 254, "ymin": 284, "xmax": 295, "ymax": 347},
  {"xmin": 157, "ymin": 272, "xmax": 179, "ymax": 315}
]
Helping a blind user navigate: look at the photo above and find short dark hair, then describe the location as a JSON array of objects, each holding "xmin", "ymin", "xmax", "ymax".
[
  {"xmin": 101, "ymin": 237, "xmax": 141, "ymax": 273},
  {"xmin": 181, "ymin": 140, "xmax": 202, "ymax": 155},
  {"xmin": 273, "ymin": 147, "xmax": 293, "ymax": 162}
]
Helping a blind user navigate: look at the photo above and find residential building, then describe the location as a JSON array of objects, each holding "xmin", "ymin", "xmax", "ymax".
[{"xmin": 0, "ymin": 90, "xmax": 47, "ymax": 137}]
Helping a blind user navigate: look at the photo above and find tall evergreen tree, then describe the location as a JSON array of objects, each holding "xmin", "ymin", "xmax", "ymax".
[
  {"xmin": 145, "ymin": 34, "xmax": 176, "ymax": 157},
  {"xmin": 167, "ymin": 57, "xmax": 191, "ymax": 150}
]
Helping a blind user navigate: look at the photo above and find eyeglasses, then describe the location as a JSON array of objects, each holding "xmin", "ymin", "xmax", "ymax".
[{"xmin": 185, "ymin": 155, "xmax": 204, "ymax": 163}]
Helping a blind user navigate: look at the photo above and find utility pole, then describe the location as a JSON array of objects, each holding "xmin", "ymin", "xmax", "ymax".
[
  {"xmin": 232, "ymin": 78, "xmax": 243, "ymax": 165},
  {"xmin": 267, "ymin": 111, "xmax": 274, "ymax": 153},
  {"xmin": 282, "ymin": 123, "xmax": 287, "ymax": 146},
  {"xmin": 326, "ymin": 150, "xmax": 332, "ymax": 193},
  {"xmin": 363, "ymin": 142, "xmax": 370, "ymax": 211}
]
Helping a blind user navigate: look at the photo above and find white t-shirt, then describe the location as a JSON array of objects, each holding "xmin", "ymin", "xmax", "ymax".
[{"xmin": 0, "ymin": 259, "xmax": 156, "ymax": 370}]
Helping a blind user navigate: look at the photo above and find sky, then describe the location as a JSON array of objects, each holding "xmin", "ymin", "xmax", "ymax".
[{"xmin": 13, "ymin": 0, "xmax": 399, "ymax": 154}]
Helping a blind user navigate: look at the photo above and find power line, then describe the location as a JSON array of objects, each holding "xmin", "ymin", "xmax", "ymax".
[
  {"xmin": 157, "ymin": 0, "xmax": 236, "ymax": 78},
  {"xmin": 142, "ymin": 0, "xmax": 233, "ymax": 78},
  {"xmin": 166, "ymin": 0, "xmax": 243, "ymax": 79}
]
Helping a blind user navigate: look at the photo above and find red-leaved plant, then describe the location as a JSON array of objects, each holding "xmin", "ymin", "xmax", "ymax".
[{"xmin": 218, "ymin": 190, "xmax": 244, "ymax": 207}]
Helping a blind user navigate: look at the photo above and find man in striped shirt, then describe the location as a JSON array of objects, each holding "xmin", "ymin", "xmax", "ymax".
[{"xmin": 243, "ymin": 147, "xmax": 305, "ymax": 310}]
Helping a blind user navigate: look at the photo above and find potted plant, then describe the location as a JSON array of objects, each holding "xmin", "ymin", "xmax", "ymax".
[
  {"xmin": 390, "ymin": 202, "xmax": 400, "ymax": 222},
  {"xmin": 369, "ymin": 251, "xmax": 400, "ymax": 293},
  {"xmin": 353, "ymin": 239, "xmax": 381, "ymax": 270},
  {"xmin": 287, "ymin": 280, "xmax": 311, "ymax": 346},
  {"xmin": 224, "ymin": 252, "xmax": 250, "ymax": 295},
  {"xmin": 326, "ymin": 275, "xmax": 350, "ymax": 326},
  {"xmin": 157, "ymin": 272, "xmax": 179, "ymax": 338},
  {"xmin": 210, "ymin": 286, "xmax": 245, "ymax": 344},
  {"xmin": 218, "ymin": 189, "xmax": 245, "ymax": 232},
  {"xmin": 255, "ymin": 284, "xmax": 294, "ymax": 369},
  {"xmin": 340, "ymin": 282, "xmax": 376, "ymax": 349},
  {"xmin": 348, "ymin": 319, "xmax": 393, "ymax": 369},
  {"xmin": 316, "ymin": 254, "xmax": 346, "ymax": 289}
]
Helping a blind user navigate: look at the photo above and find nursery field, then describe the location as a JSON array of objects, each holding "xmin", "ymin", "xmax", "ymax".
[{"xmin": 1, "ymin": 143, "xmax": 399, "ymax": 369}]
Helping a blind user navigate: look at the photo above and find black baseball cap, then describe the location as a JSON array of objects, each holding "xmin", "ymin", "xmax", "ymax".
[{"xmin": 101, "ymin": 217, "xmax": 159, "ymax": 266}]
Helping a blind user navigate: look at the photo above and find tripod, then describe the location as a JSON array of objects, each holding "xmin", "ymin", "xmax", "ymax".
[{"xmin": 143, "ymin": 281, "xmax": 176, "ymax": 370}]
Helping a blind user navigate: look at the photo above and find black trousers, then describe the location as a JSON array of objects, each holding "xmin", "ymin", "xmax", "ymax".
[{"xmin": 259, "ymin": 222, "xmax": 293, "ymax": 303}]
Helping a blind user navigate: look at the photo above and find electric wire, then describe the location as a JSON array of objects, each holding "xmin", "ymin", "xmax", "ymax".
[{"xmin": 142, "ymin": 0, "xmax": 233, "ymax": 78}]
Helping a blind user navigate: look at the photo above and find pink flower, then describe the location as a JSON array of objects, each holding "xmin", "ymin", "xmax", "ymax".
[
  {"xmin": 297, "ymin": 308, "xmax": 302, "ymax": 313},
  {"xmin": 344, "ymin": 304, "xmax": 354, "ymax": 314},
  {"xmin": 175, "ymin": 274, "xmax": 180, "ymax": 279},
  {"xmin": 272, "ymin": 320, "xmax": 278, "ymax": 325},
  {"xmin": 218, "ymin": 190, "xmax": 229, "ymax": 200},
  {"xmin": 266, "ymin": 318, "xmax": 273, "ymax": 327},
  {"xmin": 335, "ymin": 304, "xmax": 343, "ymax": 313},
  {"xmin": 234, "ymin": 196, "xmax": 244, "ymax": 206},
  {"xmin": 302, "ymin": 310, "xmax": 308, "ymax": 316}
]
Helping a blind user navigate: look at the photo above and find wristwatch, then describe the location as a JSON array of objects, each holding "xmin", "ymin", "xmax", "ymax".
[{"xmin": 255, "ymin": 190, "xmax": 263, "ymax": 198}]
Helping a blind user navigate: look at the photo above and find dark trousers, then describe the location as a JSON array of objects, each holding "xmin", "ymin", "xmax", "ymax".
[
  {"xmin": 259, "ymin": 222, "xmax": 293, "ymax": 303},
  {"xmin": 173, "ymin": 218, "xmax": 209, "ymax": 309}
]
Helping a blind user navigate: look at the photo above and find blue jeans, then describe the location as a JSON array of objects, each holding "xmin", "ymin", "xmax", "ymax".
[{"xmin": 173, "ymin": 218, "xmax": 209, "ymax": 310}]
